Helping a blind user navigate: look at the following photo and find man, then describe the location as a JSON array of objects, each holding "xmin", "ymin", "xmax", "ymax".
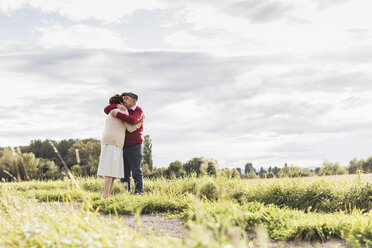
[{"xmin": 104, "ymin": 92, "xmax": 144, "ymax": 194}]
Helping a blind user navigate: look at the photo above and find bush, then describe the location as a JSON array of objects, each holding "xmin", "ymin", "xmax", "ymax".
[
  {"xmin": 200, "ymin": 181, "xmax": 219, "ymax": 200},
  {"xmin": 71, "ymin": 164, "xmax": 83, "ymax": 177},
  {"xmin": 245, "ymin": 171, "xmax": 258, "ymax": 179},
  {"xmin": 319, "ymin": 161, "xmax": 347, "ymax": 176}
]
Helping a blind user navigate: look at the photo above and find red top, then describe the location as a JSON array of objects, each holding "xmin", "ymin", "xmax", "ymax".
[{"xmin": 104, "ymin": 104, "xmax": 144, "ymax": 147}]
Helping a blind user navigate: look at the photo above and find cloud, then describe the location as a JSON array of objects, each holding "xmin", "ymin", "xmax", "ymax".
[
  {"xmin": 2, "ymin": 0, "xmax": 372, "ymax": 169},
  {"xmin": 0, "ymin": 0, "xmax": 166, "ymax": 22},
  {"xmin": 0, "ymin": 0, "xmax": 24, "ymax": 14},
  {"xmin": 315, "ymin": 0, "xmax": 353, "ymax": 9},
  {"xmin": 317, "ymin": 46, "xmax": 372, "ymax": 64},
  {"xmin": 36, "ymin": 24, "xmax": 127, "ymax": 49},
  {"xmin": 225, "ymin": 0, "xmax": 293, "ymax": 23},
  {"xmin": 160, "ymin": 0, "xmax": 372, "ymax": 56}
]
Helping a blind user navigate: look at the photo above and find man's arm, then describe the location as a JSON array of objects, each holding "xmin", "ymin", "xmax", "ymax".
[
  {"xmin": 104, "ymin": 104, "xmax": 118, "ymax": 114},
  {"xmin": 116, "ymin": 108, "xmax": 144, "ymax": 124},
  {"xmin": 124, "ymin": 118, "xmax": 144, "ymax": 133},
  {"xmin": 104, "ymin": 104, "xmax": 126, "ymax": 114}
]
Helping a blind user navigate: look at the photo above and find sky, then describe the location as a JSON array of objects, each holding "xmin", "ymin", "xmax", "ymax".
[{"xmin": 1, "ymin": 0, "xmax": 372, "ymax": 169}]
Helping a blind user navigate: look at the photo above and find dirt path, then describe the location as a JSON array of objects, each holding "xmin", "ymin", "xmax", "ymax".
[
  {"xmin": 109, "ymin": 214, "xmax": 187, "ymax": 238},
  {"xmin": 40, "ymin": 201, "xmax": 188, "ymax": 237},
  {"xmin": 41, "ymin": 201, "xmax": 348, "ymax": 247}
]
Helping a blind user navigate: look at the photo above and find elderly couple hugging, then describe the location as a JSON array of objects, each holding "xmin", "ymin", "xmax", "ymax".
[{"xmin": 97, "ymin": 92, "xmax": 145, "ymax": 199}]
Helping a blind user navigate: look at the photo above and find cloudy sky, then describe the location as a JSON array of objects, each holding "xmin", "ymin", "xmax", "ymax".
[{"xmin": 1, "ymin": 0, "xmax": 372, "ymax": 169}]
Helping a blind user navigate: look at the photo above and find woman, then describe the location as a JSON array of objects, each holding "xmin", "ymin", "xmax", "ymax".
[{"xmin": 97, "ymin": 94, "xmax": 143, "ymax": 199}]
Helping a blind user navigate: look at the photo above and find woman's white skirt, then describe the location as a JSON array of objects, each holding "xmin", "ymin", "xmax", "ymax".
[{"xmin": 97, "ymin": 144, "xmax": 124, "ymax": 178}]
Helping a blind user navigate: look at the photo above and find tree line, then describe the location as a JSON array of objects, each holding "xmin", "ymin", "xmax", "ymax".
[
  {"xmin": 0, "ymin": 138, "xmax": 99, "ymax": 181},
  {"xmin": 0, "ymin": 136, "xmax": 154, "ymax": 182},
  {"xmin": 146, "ymin": 158, "xmax": 372, "ymax": 180},
  {"xmin": 240, "ymin": 160, "xmax": 358, "ymax": 179},
  {"xmin": 0, "ymin": 136, "xmax": 371, "ymax": 182}
]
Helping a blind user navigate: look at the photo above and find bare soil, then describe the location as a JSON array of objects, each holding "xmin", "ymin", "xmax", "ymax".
[
  {"xmin": 41, "ymin": 201, "xmax": 188, "ymax": 237},
  {"xmin": 109, "ymin": 214, "xmax": 187, "ymax": 238}
]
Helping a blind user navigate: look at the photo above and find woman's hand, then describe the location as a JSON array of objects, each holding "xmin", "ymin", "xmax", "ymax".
[
  {"xmin": 110, "ymin": 109, "xmax": 119, "ymax": 117},
  {"xmin": 117, "ymin": 104, "xmax": 127, "ymax": 111}
]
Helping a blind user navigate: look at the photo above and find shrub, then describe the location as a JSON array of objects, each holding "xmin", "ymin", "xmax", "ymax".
[{"xmin": 200, "ymin": 181, "xmax": 219, "ymax": 200}]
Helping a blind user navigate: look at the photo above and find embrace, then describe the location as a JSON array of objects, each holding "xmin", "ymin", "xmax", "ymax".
[{"xmin": 97, "ymin": 92, "xmax": 145, "ymax": 199}]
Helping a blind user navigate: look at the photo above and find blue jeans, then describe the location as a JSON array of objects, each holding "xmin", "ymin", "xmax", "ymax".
[{"xmin": 121, "ymin": 144, "xmax": 143, "ymax": 194}]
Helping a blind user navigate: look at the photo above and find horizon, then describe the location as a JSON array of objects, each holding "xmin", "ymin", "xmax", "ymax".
[{"xmin": 0, "ymin": 137, "xmax": 365, "ymax": 170}]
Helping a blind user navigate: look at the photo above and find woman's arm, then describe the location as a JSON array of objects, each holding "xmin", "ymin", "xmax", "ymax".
[
  {"xmin": 110, "ymin": 109, "xmax": 142, "ymax": 133},
  {"xmin": 109, "ymin": 107, "xmax": 128, "ymax": 117}
]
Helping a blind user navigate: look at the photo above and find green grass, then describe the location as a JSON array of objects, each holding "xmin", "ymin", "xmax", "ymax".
[
  {"xmin": 184, "ymin": 198, "xmax": 372, "ymax": 245},
  {"xmin": 7, "ymin": 175, "xmax": 370, "ymax": 213},
  {"xmin": 0, "ymin": 189, "xmax": 249, "ymax": 248},
  {"xmin": 92, "ymin": 193, "xmax": 189, "ymax": 215},
  {"xmin": 1, "ymin": 175, "xmax": 372, "ymax": 247},
  {"xmin": 232, "ymin": 179, "xmax": 372, "ymax": 213}
]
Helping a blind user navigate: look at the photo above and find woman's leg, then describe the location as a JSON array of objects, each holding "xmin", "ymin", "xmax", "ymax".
[
  {"xmin": 108, "ymin": 178, "xmax": 115, "ymax": 197},
  {"xmin": 103, "ymin": 176, "xmax": 113, "ymax": 199}
]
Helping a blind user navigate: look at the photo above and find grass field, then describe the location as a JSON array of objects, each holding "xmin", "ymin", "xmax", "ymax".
[{"xmin": 1, "ymin": 174, "xmax": 371, "ymax": 247}]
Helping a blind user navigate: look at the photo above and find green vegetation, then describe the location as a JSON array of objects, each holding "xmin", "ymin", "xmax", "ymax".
[
  {"xmin": 1, "ymin": 175, "xmax": 371, "ymax": 247},
  {"xmin": 1, "ymin": 138, "xmax": 372, "ymax": 247},
  {"xmin": 0, "ymin": 189, "xmax": 231, "ymax": 248},
  {"xmin": 1, "ymin": 137, "xmax": 372, "ymax": 182}
]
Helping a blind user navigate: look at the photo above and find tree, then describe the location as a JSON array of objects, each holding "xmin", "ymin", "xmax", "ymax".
[
  {"xmin": 246, "ymin": 171, "xmax": 258, "ymax": 179},
  {"xmin": 265, "ymin": 171, "xmax": 275, "ymax": 178},
  {"xmin": 143, "ymin": 135, "xmax": 153, "ymax": 171},
  {"xmin": 19, "ymin": 152, "xmax": 39, "ymax": 180},
  {"xmin": 145, "ymin": 167, "xmax": 166, "ymax": 179},
  {"xmin": 166, "ymin": 160, "xmax": 185, "ymax": 178},
  {"xmin": 21, "ymin": 139, "xmax": 56, "ymax": 160},
  {"xmin": 278, "ymin": 163, "xmax": 315, "ymax": 178},
  {"xmin": 57, "ymin": 139, "xmax": 77, "ymax": 159},
  {"xmin": 219, "ymin": 168, "xmax": 240, "ymax": 178},
  {"xmin": 244, "ymin": 163, "xmax": 256, "ymax": 175},
  {"xmin": 207, "ymin": 161, "xmax": 218, "ymax": 176},
  {"xmin": 183, "ymin": 157, "xmax": 214, "ymax": 176},
  {"xmin": 348, "ymin": 157, "xmax": 372, "ymax": 174},
  {"xmin": 37, "ymin": 159, "xmax": 60, "ymax": 180},
  {"xmin": 363, "ymin": 157, "xmax": 372, "ymax": 173},
  {"xmin": 236, "ymin": 167, "xmax": 242, "ymax": 176},
  {"xmin": 0, "ymin": 148, "xmax": 18, "ymax": 181},
  {"xmin": 0, "ymin": 148, "xmax": 59, "ymax": 181},
  {"xmin": 348, "ymin": 158, "xmax": 364, "ymax": 174},
  {"xmin": 319, "ymin": 161, "xmax": 347, "ymax": 176},
  {"xmin": 279, "ymin": 163, "xmax": 290, "ymax": 177},
  {"xmin": 19, "ymin": 139, "xmax": 78, "ymax": 168},
  {"xmin": 66, "ymin": 139, "xmax": 100, "ymax": 176},
  {"xmin": 272, "ymin": 166, "xmax": 280, "ymax": 177},
  {"xmin": 258, "ymin": 167, "xmax": 266, "ymax": 178},
  {"xmin": 142, "ymin": 163, "xmax": 151, "ymax": 176},
  {"xmin": 71, "ymin": 164, "xmax": 83, "ymax": 177}
]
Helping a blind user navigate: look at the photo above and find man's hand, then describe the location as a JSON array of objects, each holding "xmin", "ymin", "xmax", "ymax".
[
  {"xmin": 110, "ymin": 109, "xmax": 119, "ymax": 117},
  {"xmin": 117, "ymin": 104, "xmax": 127, "ymax": 111}
]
